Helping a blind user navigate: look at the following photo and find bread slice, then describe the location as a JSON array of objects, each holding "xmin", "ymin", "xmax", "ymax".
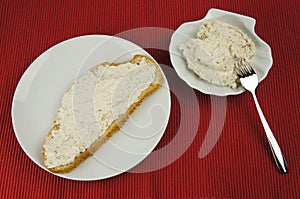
[{"xmin": 42, "ymin": 55, "xmax": 162, "ymax": 173}]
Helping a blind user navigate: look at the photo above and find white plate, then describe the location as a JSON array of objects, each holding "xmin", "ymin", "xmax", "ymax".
[
  {"xmin": 11, "ymin": 35, "xmax": 171, "ymax": 180},
  {"xmin": 169, "ymin": 8, "xmax": 273, "ymax": 96}
]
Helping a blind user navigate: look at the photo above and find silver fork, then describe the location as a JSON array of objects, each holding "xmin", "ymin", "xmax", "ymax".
[{"xmin": 235, "ymin": 58, "xmax": 288, "ymax": 174}]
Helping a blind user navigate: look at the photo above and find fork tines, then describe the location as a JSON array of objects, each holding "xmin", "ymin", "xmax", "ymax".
[{"xmin": 235, "ymin": 58, "xmax": 256, "ymax": 78}]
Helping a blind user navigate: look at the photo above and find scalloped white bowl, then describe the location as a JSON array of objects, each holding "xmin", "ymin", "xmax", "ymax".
[{"xmin": 169, "ymin": 8, "xmax": 273, "ymax": 96}]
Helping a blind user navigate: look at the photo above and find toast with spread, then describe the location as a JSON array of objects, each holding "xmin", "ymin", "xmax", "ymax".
[{"xmin": 42, "ymin": 55, "xmax": 162, "ymax": 173}]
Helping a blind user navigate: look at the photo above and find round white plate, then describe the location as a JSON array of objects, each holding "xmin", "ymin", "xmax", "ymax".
[
  {"xmin": 169, "ymin": 8, "xmax": 273, "ymax": 96},
  {"xmin": 11, "ymin": 35, "xmax": 171, "ymax": 180}
]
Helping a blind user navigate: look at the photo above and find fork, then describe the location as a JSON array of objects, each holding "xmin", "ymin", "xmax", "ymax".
[{"xmin": 235, "ymin": 58, "xmax": 288, "ymax": 174}]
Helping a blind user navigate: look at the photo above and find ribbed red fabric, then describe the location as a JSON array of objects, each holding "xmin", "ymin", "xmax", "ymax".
[{"xmin": 1, "ymin": 1, "xmax": 299, "ymax": 198}]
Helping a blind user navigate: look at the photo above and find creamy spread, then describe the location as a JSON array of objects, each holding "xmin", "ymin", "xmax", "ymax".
[
  {"xmin": 43, "ymin": 59, "xmax": 156, "ymax": 168},
  {"xmin": 180, "ymin": 20, "xmax": 255, "ymax": 88}
]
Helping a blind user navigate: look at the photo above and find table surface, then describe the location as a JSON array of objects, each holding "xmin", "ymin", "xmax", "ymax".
[{"xmin": 1, "ymin": 1, "xmax": 299, "ymax": 198}]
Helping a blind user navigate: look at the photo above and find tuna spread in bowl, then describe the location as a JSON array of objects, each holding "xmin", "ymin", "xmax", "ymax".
[{"xmin": 169, "ymin": 8, "xmax": 273, "ymax": 96}]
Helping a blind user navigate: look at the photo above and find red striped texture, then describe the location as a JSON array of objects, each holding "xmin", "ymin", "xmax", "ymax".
[{"xmin": 1, "ymin": 0, "xmax": 299, "ymax": 198}]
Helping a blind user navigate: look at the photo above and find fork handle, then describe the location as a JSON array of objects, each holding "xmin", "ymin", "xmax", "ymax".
[{"xmin": 251, "ymin": 92, "xmax": 288, "ymax": 174}]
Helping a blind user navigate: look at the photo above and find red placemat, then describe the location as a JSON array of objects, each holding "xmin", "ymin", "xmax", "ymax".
[{"xmin": 1, "ymin": 0, "xmax": 299, "ymax": 198}]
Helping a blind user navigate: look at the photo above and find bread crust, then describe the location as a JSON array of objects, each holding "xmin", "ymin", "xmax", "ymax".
[{"xmin": 42, "ymin": 55, "xmax": 162, "ymax": 173}]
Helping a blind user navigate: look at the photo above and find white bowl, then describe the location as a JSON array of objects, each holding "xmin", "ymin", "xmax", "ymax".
[{"xmin": 169, "ymin": 8, "xmax": 273, "ymax": 96}]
